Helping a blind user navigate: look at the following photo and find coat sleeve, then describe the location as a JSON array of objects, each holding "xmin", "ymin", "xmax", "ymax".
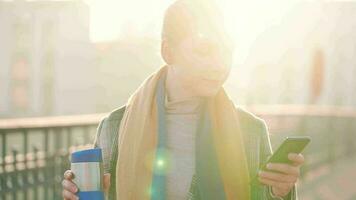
[
  {"xmin": 259, "ymin": 120, "xmax": 298, "ymax": 200},
  {"xmin": 93, "ymin": 117, "xmax": 106, "ymax": 148},
  {"xmin": 92, "ymin": 117, "xmax": 115, "ymax": 173},
  {"xmin": 92, "ymin": 106, "xmax": 126, "ymax": 200}
]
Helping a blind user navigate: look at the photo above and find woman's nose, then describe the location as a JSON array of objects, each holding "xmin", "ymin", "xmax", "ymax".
[{"xmin": 205, "ymin": 64, "xmax": 230, "ymax": 80}]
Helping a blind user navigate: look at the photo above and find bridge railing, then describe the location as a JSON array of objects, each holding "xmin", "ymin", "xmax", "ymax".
[
  {"xmin": 249, "ymin": 105, "xmax": 356, "ymax": 175},
  {"xmin": 0, "ymin": 105, "xmax": 355, "ymax": 199},
  {"xmin": 0, "ymin": 114, "xmax": 105, "ymax": 200}
]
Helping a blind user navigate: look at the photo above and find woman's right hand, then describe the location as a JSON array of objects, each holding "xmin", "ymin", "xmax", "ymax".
[
  {"xmin": 62, "ymin": 170, "xmax": 111, "ymax": 200},
  {"xmin": 62, "ymin": 170, "xmax": 79, "ymax": 200}
]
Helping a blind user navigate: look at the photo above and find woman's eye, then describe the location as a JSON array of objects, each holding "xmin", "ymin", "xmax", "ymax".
[
  {"xmin": 194, "ymin": 41, "xmax": 217, "ymax": 56},
  {"xmin": 194, "ymin": 46, "xmax": 210, "ymax": 56}
]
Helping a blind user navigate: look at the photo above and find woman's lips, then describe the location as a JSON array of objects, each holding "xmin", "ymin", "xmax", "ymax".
[{"xmin": 203, "ymin": 79, "xmax": 221, "ymax": 84}]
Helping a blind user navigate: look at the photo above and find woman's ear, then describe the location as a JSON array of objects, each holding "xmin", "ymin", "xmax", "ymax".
[{"xmin": 161, "ymin": 40, "xmax": 173, "ymax": 65}]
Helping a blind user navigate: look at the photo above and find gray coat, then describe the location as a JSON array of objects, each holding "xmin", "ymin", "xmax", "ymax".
[{"xmin": 94, "ymin": 106, "xmax": 297, "ymax": 200}]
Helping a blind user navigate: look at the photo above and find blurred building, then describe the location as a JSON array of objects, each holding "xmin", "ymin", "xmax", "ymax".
[
  {"xmin": 0, "ymin": 0, "xmax": 96, "ymax": 118},
  {"xmin": 93, "ymin": 37, "xmax": 162, "ymax": 112},
  {"xmin": 1, "ymin": 1, "xmax": 356, "ymax": 118},
  {"xmin": 226, "ymin": 2, "xmax": 356, "ymax": 106}
]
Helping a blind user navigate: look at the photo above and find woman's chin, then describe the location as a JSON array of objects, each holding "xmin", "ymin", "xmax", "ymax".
[{"xmin": 194, "ymin": 86, "xmax": 221, "ymax": 97}]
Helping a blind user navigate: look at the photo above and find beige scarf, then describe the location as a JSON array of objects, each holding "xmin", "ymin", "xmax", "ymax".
[{"xmin": 115, "ymin": 66, "xmax": 251, "ymax": 199}]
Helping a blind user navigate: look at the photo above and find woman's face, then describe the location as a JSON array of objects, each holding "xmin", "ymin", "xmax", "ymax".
[{"xmin": 170, "ymin": 31, "xmax": 233, "ymax": 97}]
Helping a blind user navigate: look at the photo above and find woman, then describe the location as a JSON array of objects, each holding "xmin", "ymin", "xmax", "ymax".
[{"xmin": 62, "ymin": 0, "xmax": 304, "ymax": 199}]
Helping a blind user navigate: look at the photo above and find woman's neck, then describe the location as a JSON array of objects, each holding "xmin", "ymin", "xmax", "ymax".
[
  {"xmin": 165, "ymin": 65, "xmax": 195, "ymax": 102},
  {"xmin": 165, "ymin": 65, "xmax": 203, "ymax": 114}
]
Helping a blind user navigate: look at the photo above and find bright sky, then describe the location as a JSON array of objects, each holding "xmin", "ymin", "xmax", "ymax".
[
  {"xmin": 86, "ymin": 0, "xmax": 173, "ymax": 41},
  {"xmin": 86, "ymin": 0, "xmax": 300, "ymax": 62}
]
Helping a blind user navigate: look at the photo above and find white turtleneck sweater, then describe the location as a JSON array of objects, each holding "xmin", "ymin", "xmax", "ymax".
[{"xmin": 165, "ymin": 95, "xmax": 202, "ymax": 200}]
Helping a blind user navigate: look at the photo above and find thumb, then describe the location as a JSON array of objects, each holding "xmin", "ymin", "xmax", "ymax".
[{"xmin": 103, "ymin": 173, "xmax": 111, "ymax": 193}]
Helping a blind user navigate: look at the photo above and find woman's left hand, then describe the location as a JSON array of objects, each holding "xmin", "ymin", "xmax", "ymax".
[{"xmin": 258, "ymin": 153, "xmax": 305, "ymax": 198}]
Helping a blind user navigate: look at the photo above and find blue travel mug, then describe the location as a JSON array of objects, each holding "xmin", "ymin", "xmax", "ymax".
[{"xmin": 71, "ymin": 148, "xmax": 105, "ymax": 200}]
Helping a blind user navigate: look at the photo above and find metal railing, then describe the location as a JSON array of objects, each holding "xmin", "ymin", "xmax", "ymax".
[
  {"xmin": 0, "ymin": 114, "xmax": 105, "ymax": 200},
  {"xmin": 0, "ymin": 105, "xmax": 356, "ymax": 199},
  {"xmin": 249, "ymin": 105, "xmax": 356, "ymax": 170}
]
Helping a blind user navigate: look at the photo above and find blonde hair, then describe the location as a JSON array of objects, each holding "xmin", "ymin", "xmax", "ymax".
[{"xmin": 161, "ymin": 0, "xmax": 223, "ymax": 46}]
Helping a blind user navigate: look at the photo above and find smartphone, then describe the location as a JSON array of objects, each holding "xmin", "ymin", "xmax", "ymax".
[{"xmin": 251, "ymin": 136, "xmax": 311, "ymax": 184}]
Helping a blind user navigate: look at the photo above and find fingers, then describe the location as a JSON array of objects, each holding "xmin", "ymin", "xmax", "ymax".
[
  {"xmin": 259, "ymin": 170, "xmax": 298, "ymax": 183},
  {"xmin": 266, "ymin": 163, "xmax": 300, "ymax": 176},
  {"xmin": 261, "ymin": 160, "xmax": 300, "ymax": 197},
  {"xmin": 64, "ymin": 170, "xmax": 75, "ymax": 180},
  {"xmin": 288, "ymin": 153, "xmax": 305, "ymax": 166},
  {"xmin": 62, "ymin": 170, "xmax": 79, "ymax": 199},
  {"xmin": 103, "ymin": 173, "xmax": 111, "ymax": 193},
  {"xmin": 62, "ymin": 189, "xmax": 79, "ymax": 200},
  {"xmin": 258, "ymin": 177, "xmax": 294, "ymax": 191},
  {"xmin": 258, "ymin": 169, "xmax": 296, "ymax": 198},
  {"xmin": 62, "ymin": 179, "xmax": 78, "ymax": 193},
  {"xmin": 271, "ymin": 184, "xmax": 291, "ymax": 198},
  {"xmin": 62, "ymin": 178, "xmax": 78, "ymax": 200}
]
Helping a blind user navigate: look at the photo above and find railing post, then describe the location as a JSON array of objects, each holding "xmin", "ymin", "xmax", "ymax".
[
  {"xmin": 11, "ymin": 148, "xmax": 18, "ymax": 200},
  {"xmin": 66, "ymin": 127, "xmax": 72, "ymax": 149},
  {"xmin": 1, "ymin": 132, "xmax": 7, "ymax": 200},
  {"xmin": 344, "ymin": 118, "xmax": 355, "ymax": 158},
  {"xmin": 298, "ymin": 115, "xmax": 308, "ymax": 179},
  {"xmin": 327, "ymin": 116, "xmax": 335, "ymax": 169},
  {"xmin": 55, "ymin": 128, "xmax": 63, "ymax": 199},
  {"xmin": 354, "ymin": 118, "xmax": 356, "ymax": 157},
  {"xmin": 22, "ymin": 129, "xmax": 29, "ymax": 200},
  {"xmin": 43, "ymin": 128, "xmax": 50, "ymax": 200},
  {"xmin": 1, "ymin": 131, "xmax": 5, "ymax": 162},
  {"xmin": 54, "ymin": 128, "xmax": 62, "ymax": 152},
  {"xmin": 83, "ymin": 126, "xmax": 90, "ymax": 145},
  {"xmin": 33, "ymin": 146, "xmax": 39, "ymax": 200}
]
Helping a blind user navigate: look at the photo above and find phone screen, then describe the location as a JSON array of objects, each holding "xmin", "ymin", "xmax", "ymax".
[
  {"xmin": 251, "ymin": 136, "xmax": 310, "ymax": 185},
  {"xmin": 261, "ymin": 137, "xmax": 311, "ymax": 170}
]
